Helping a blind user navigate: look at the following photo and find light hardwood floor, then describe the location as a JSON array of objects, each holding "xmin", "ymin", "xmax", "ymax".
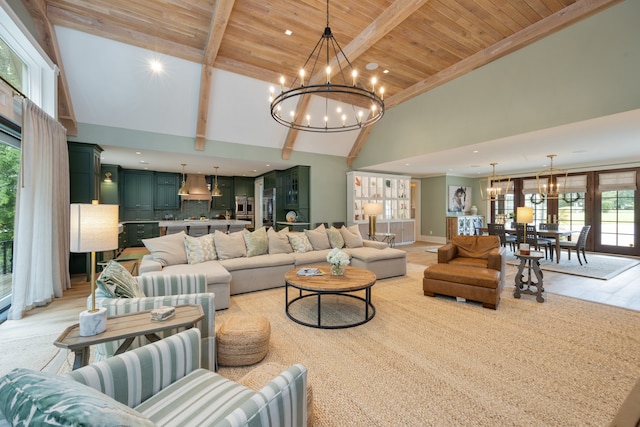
[{"xmin": 1, "ymin": 242, "xmax": 638, "ymax": 345}]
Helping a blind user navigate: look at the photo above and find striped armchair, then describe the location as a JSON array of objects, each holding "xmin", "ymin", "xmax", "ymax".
[
  {"xmin": 66, "ymin": 329, "xmax": 308, "ymax": 426},
  {"xmin": 93, "ymin": 273, "xmax": 216, "ymax": 371}
]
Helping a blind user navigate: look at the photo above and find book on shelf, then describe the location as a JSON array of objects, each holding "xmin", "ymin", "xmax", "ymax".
[{"xmin": 297, "ymin": 267, "xmax": 325, "ymax": 276}]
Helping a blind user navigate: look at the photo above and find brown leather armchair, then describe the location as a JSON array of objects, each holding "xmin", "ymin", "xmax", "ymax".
[{"xmin": 423, "ymin": 236, "xmax": 506, "ymax": 309}]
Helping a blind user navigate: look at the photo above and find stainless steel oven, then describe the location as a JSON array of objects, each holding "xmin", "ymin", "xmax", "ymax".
[{"xmin": 235, "ymin": 196, "xmax": 254, "ymax": 228}]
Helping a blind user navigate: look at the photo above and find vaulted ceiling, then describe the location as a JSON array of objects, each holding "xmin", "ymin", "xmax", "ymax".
[{"xmin": 18, "ymin": 0, "xmax": 630, "ymax": 176}]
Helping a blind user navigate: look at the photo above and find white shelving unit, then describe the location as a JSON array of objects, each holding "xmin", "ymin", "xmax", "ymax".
[{"xmin": 347, "ymin": 171, "xmax": 414, "ymax": 245}]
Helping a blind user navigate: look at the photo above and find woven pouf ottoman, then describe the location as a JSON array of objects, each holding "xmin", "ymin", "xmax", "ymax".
[
  {"xmin": 239, "ymin": 362, "xmax": 314, "ymax": 427},
  {"xmin": 216, "ymin": 315, "xmax": 271, "ymax": 367}
]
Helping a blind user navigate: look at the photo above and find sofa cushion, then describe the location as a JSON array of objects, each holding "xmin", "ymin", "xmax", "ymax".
[
  {"xmin": 214, "ymin": 230, "xmax": 247, "ymax": 260},
  {"xmin": 305, "ymin": 224, "xmax": 331, "ymax": 250},
  {"xmin": 448, "ymin": 257, "xmax": 489, "ymax": 268},
  {"xmin": 340, "ymin": 225, "xmax": 364, "ymax": 248},
  {"xmin": 327, "ymin": 226, "xmax": 345, "ymax": 249},
  {"xmin": 142, "ymin": 231, "xmax": 188, "ymax": 266},
  {"xmin": 0, "ymin": 368, "xmax": 153, "ymax": 427},
  {"xmin": 347, "ymin": 247, "xmax": 406, "ymax": 262},
  {"xmin": 159, "ymin": 260, "xmax": 232, "ymax": 285},
  {"xmin": 243, "ymin": 227, "xmax": 269, "ymax": 257},
  {"xmin": 96, "ymin": 260, "xmax": 145, "ymax": 298},
  {"xmin": 220, "ymin": 253, "xmax": 295, "ymax": 271},
  {"xmin": 268, "ymin": 226, "xmax": 293, "ymax": 254},
  {"xmin": 184, "ymin": 233, "xmax": 217, "ymax": 264},
  {"xmin": 135, "ymin": 369, "xmax": 254, "ymax": 425},
  {"xmin": 288, "ymin": 232, "xmax": 314, "ymax": 253},
  {"xmin": 293, "ymin": 249, "xmax": 332, "ymax": 266}
]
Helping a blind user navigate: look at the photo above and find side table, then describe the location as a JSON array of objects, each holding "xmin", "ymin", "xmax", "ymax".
[
  {"xmin": 514, "ymin": 251, "xmax": 545, "ymax": 303},
  {"xmin": 54, "ymin": 304, "xmax": 204, "ymax": 370}
]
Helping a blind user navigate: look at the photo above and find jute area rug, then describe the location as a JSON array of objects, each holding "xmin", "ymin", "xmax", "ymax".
[{"xmin": 216, "ymin": 264, "xmax": 640, "ymax": 426}]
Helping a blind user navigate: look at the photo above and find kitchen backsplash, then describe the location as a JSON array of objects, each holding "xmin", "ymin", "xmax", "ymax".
[{"xmin": 154, "ymin": 200, "xmax": 231, "ymax": 220}]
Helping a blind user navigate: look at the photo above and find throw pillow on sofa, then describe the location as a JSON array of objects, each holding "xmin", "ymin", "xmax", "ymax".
[
  {"xmin": 214, "ymin": 230, "xmax": 247, "ymax": 260},
  {"xmin": 243, "ymin": 227, "xmax": 269, "ymax": 257},
  {"xmin": 96, "ymin": 260, "xmax": 145, "ymax": 298},
  {"xmin": 142, "ymin": 231, "xmax": 188, "ymax": 266},
  {"xmin": 184, "ymin": 233, "xmax": 217, "ymax": 264},
  {"xmin": 340, "ymin": 225, "xmax": 364, "ymax": 248},
  {"xmin": 305, "ymin": 224, "xmax": 331, "ymax": 250},
  {"xmin": 0, "ymin": 368, "xmax": 154, "ymax": 426},
  {"xmin": 268, "ymin": 226, "xmax": 293, "ymax": 254},
  {"xmin": 287, "ymin": 232, "xmax": 314, "ymax": 253},
  {"xmin": 327, "ymin": 226, "xmax": 345, "ymax": 249}
]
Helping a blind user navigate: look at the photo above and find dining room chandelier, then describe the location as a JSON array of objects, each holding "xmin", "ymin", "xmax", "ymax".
[
  {"xmin": 480, "ymin": 163, "xmax": 512, "ymax": 201},
  {"xmin": 536, "ymin": 154, "xmax": 568, "ymax": 199},
  {"xmin": 269, "ymin": 0, "xmax": 384, "ymax": 132}
]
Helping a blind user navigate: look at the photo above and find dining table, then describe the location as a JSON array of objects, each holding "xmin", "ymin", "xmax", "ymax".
[{"xmin": 477, "ymin": 227, "xmax": 575, "ymax": 263}]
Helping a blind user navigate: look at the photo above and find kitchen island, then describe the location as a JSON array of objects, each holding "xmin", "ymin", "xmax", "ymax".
[{"xmin": 158, "ymin": 219, "xmax": 251, "ymax": 236}]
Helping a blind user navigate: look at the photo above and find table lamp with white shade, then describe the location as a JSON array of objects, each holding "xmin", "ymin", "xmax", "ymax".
[
  {"xmin": 70, "ymin": 201, "xmax": 119, "ymax": 336},
  {"xmin": 364, "ymin": 202, "xmax": 383, "ymax": 238},
  {"xmin": 516, "ymin": 207, "xmax": 534, "ymax": 225}
]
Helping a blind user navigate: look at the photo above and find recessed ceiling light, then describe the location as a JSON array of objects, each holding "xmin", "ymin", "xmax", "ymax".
[
  {"xmin": 365, "ymin": 62, "xmax": 378, "ymax": 70},
  {"xmin": 285, "ymin": 29, "xmax": 292, "ymax": 36},
  {"xmin": 473, "ymin": 150, "xmax": 479, "ymax": 153},
  {"xmin": 139, "ymin": 160, "xmax": 148, "ymax": 164},
  {"xmin": 383, "ymin": 69, "xmax": 389, "ymax": 74},
  {"xmin": 135, "ymin": 151, "xmax": 141, "ymax": 155},
  {"xmin": 148, "ymin": 59, "xmax": 163, "ymax": 74}
]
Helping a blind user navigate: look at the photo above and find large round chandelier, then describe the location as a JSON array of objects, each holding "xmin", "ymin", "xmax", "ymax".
[{"xmin": 269, "ymin": 0, "xmax": 384, "ymax": 133}]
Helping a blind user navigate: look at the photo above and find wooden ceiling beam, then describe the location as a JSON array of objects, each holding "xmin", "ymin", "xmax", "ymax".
[
  {"xmin": 46, "ymin": 5, "xmax": 205, "ymax": 63},
  {"xmin": 386, "ymin": 0, "xmax": 623, "ymax": 108},
  {"xmin": 195, "ymin": 0, "xmax": 236, "ymax": 151},
  {"xmin": 282, "ymin": 0, "xmax": 431, "ymax": 159},
  {"xmin": 21, "ymin": 0, "xmax": 77, "ymax": 135}
]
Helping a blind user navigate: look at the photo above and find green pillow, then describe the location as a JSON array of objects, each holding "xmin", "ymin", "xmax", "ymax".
[
  {"xmin": 96, "ymin": 260, "xmax": 145, "ymax": 298},
  {"xmin": 0, "ymin": 368, "xmax": 154, "ymax": 426},
  {"xmin": 243, "ymin": 227, "xmax": 268, "ymax": 257}
]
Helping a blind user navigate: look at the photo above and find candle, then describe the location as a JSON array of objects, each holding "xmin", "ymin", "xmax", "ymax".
[
  {"xmin": 299, "ymin": 69, "xmax": 305, "ymax": 86},
  {"xmin": 352, "ymin": 70, "xmax": 357, "ymax": 86},
  {"xmin": 279, "ymin": 76, "xmax": 285, "ymax": 91}
]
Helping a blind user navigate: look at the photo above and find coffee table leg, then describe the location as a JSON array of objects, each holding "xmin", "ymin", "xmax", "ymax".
[
  {"xmin": 317, "ymin": 293, "xmax": 321, "ymax": 327},
  {"xmin": 365, "ymin": 288, "xmax": 370, "ymax": 319}
]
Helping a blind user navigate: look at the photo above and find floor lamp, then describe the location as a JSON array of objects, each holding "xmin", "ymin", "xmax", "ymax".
[
  {"xmin": 70, "ymin": 201, "xmax": 119, "ymax": 336},
  {"xmin": 364, "ymin": 203, "xmax": 383, "ymax": 238}
]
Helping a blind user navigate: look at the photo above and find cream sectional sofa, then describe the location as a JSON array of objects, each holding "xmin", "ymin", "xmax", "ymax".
[{"xmin": 139, "ymin": 224, "xmax": 407, "ymax": 310}]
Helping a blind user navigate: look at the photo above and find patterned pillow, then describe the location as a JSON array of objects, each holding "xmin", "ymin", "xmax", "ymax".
[
  {"xmin": 243, "ymin": 227, "xmax": 268, "ymax": 257},
  {"xmin": 327, "ymin": 226, "xmax": 345, "ymax": 249},
  {"xmin": 287, "ymin": 232, "xmax": 314, "ymax": 253},
  {"xmin": 214, "ymin": 230, "xmax": 247, "ymax": 260},
  {"xmin": 184, "ymin": 234, "xmax": 217, "ymax": 264},
  {"xmin": 96, "ymin": 260, "xmax": 145, "ymax": 298},
  {"xmin": 0, "ymin": 368, "xmax": 154, "ymax": 426},
  {"xmin": 268, "ymin": 227, "xmax": 293, "ymax": 254},
  {"xmin": 340, "ymin": 225, "xmax": 364, "ymax": 248},
  {"xmin": 304, "ymin": 224, "xmax": 331, "ymax": 250}
]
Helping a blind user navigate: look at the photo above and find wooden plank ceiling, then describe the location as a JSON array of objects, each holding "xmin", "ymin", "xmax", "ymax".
[{"xmin": 22, "ymin": 0, "xmax": 620, "ymax": 163}]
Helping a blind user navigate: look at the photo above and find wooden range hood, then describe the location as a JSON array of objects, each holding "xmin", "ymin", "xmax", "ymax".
[{"xmin": 180, "ymin": 174, "xmax": 212, "ymax": 210}]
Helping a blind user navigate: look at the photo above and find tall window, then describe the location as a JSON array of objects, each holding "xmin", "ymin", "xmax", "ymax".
[
  {"xmin": 558, "ymin": 175, "xmax": 587, "ymax": 232},
  {"xmin": 522, "ymin": 179, "xmax": 547, "ymax": 225},
  {"xmin": 599, "ymin": 171, "xmax": 636, "ymax": 248},
  {"xmin": 0, "ymin": 37, "xmax": 24, "ymax": 90}
]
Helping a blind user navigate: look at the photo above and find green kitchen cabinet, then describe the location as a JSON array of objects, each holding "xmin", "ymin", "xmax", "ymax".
[
  {"xmin": 122, "ymin": 170, "xmax": 154, "ymax": 220},
  {"xmin": 68, "ymin": 142, "xmax": 103, "ymax": 275},
  {"xmin": 100, "ymin": 164, "xmax": 120, "ymax": 205},
  {"xmin": 125, "ymin": 222, "xmax": 159, "ymax": 247},
  {"xmin": 234, "ymin": 176, "xmax": 254, "ymax": 197},
  {"xmin": 282, "ymin": 165, "xmax": 310, "ymax": 217},
  {"xmin": 211, "ymin": 176, "xmax": 234, "ymax": 211},
  {"xmin": 155, "ymin": 172, "xmax": 180, "ymax": 209}
]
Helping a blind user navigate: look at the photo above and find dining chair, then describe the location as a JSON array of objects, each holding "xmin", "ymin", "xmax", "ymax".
[
  {"xmin": 489, "ymin": 223, "xmax": 516, "ymax": 251},
  {"xmin": 559, "ymin": 225, "xmax": 591, "ymax": 265},
  {"xmin": 537, "ymin": 223, "xmax": 557, "ymax": 260},
  {"xmin": 515, "ymin": 224, "xmax": 552, "ymax": 259}
]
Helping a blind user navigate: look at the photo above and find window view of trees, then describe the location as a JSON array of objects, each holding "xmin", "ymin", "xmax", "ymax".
[
  {"xmin": 601, "ymin": 190, "xmax": 635, "ymax": 247},
  {"xmin": 0, "ymin": 37, "xmax": 24, "ymax": 90}
]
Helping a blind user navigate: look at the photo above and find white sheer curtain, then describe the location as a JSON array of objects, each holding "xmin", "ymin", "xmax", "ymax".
[{"xmin": 8, "ymin": 98, "xmax": 70, "ymax": 320}]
